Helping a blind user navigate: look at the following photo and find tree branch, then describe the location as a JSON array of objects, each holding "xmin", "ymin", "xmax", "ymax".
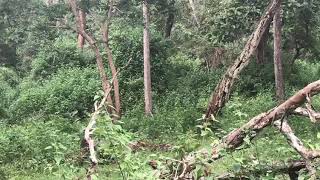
[
  {"xmin": 170, "ymin": 80, "xmax": 320, "ymax": 179},
  {"xmin": 294, "ymin": 107, "xmax": 320, "ymax": 122}
]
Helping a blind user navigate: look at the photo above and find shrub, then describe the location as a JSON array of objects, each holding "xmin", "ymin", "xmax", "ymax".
[
  {"xmin": 288, "ymin": 60, "xmax": 320, "ymax": 88},
  {"xmin": 122, "ymin": 53, "xmax": 224, "ymax": 137},
  {"xmin": 0, "ymin": 116, "xmax": 81, "ymax": 172},
  {"xmin": 10, "ymin": 67, "xmax": 100, "ymax": 121},
  {"xmin": 0, "ymin": 67, "xmax": 19, "ymax": 119},
  {"xmin": 30, "ymin": 37, "xmax": 95, "ymax": 79},
  {"xmin": 109, "ymin": 23, "xmax": 173, "ymax": 109}
]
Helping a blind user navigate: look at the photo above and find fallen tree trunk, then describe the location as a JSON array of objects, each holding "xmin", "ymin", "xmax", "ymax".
[
  {"xmin": 205, "ymin": 0, "xmax": 280, "ymax": 118},
  {"xmin": 219, "ymin": 80, "xmax": 320, "ymax": 150},
  {"xmin": 174, "ymin": 80, "xmax": 320, "ymax": 179}
]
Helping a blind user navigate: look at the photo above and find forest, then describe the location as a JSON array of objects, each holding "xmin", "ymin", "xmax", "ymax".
[{"xmin": 1, "ymin": 0, "xmax": 320, "ymax": 179}]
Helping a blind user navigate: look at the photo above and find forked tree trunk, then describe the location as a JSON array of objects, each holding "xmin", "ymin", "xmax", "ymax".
[
  {"xmin": 143, "ymin": 0, "xmax": 153, "ymax": 116},
  {"xmin": 77, "ymin": 9, "xmax": 86, "ymax": 49},
  {"xmin": 273, "ymin": 1, "xmax": 285, "ymax": 102},
  {"xmin": 101, "ymin": 0, "xmax": 121, "ymax": 118},
  {"xmin": 68, "ymin": 0, "xmax": 114, "ymax": 112},
  {"xmin": 205, "ymin": 0, "xmax": 280, "ymax": 118}
]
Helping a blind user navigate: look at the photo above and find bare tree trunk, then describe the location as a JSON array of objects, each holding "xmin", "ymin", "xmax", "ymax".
[
  {"xmin": 205, "ymin": 0, "xmax": 280, "ymax": 119},
  {"xmin": 101, "ymin": 0, "xmax": 121, "ymax": 118},
  {"xmin": 68, "ymin": 0, "xmax": 114, "ymax": 112},
  {"xmin": 77, "ymin": 9, "xmax": 86, "ymax": 49},
  {"xmin": 164, "ymin": 0, "xmax": 175, "ymax": 38},
  {"xmin": 143, "ymin": 0, "xmax": 153, "ymax": 116},
  {"xmin": 273, "ymin": 1, "xmax": 285, "ymax": 102}
]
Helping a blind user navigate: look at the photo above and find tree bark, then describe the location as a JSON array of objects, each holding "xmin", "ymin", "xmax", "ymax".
[
  {"xmin": 205, "ymin": 0, "xmax": 280, "ymax": 119},
  {"xmin": 68, "ymin": 0, "xmax": 114, "ymax": 112},
  {"xmin": 273, "ymin": 1, "xmax": 285, "ymax": 102},
  {"xmin": 143, "ymin": 0, "xmax": 153, "ymax": 116},
  {"xmin": 77, "ymin": 9, "xmax": 86, "ymax": 49},
  {"xmin": 101, "ymin": 0, "xmax": 121, "ymax": 118}
]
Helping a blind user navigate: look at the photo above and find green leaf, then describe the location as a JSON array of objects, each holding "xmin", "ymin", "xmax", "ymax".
[
  {"xmin": 44, "ymin": 146, "xmax": 52, "ymax": 150},
  {"xmin": 232, "ymin": 163, "xmax": 241, "ymax": 173}
]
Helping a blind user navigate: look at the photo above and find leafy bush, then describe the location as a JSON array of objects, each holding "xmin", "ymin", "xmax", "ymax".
[
  {"xmin": 0, "ymin": 117, "xmax": 81, "ymax": 172},
  {"xmin": 30, "ymin": 38, "xmax": 95, "ymax": 79},
  {"xmin": 0, "ymin": 67, "xmax": 19, "ymax": 119},
  {"xmin": 122, "ymin": 54, "xmax": 224, "ymax": 137},
  {"xmin": 10, "ymin": 67, "xmax": 100, "ymax": 121},
  {"xmin": 109, "ymin": 23, "xmax": 173, "ymax": 109},
  {"xmin": 288, "ymin": 60, "xmax": 320, "ymax": 88}
]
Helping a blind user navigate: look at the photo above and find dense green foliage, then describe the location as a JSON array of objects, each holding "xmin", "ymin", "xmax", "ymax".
[{"xmin": 0, "ymin": 0, "xmax": 320, "ymax": 179}]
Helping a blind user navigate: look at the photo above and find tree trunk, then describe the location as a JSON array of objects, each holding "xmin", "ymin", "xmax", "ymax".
[
  {"xmin": 101, "ymin": 0, "xmax": 121, "ymax": 118},
  {"xmin": 205, "ymin": 0, "xmax": 280, "ymax": 119},
  {"xmin": 273, "ymin": 1, "xmax": 285, "ymax": 102},
  {"xmin": 164, "ymin": 0, "xmax": 175, "ymax": 38},
  {"xmin": 68, "ymin": 0, "xmax": 114, "ymax": 112},
  {"xmin": 169, "ymin": 80, "xmax": 320, "ymax": 179},
  {"xmin": 77, "ymin": 9, "xmax": 86, "ymax": 49},
  {"xmin": 143, "ymin": 0, "xmax": 153, "ymax": 116},
  {"xmin": 221, "ymin": 80, "xmax": 320, "ymax": 150}
]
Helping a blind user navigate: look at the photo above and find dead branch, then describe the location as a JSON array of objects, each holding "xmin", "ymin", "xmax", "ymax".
[
  {"xmin": 220, "ymin": 80, "xmax": 320, "ymax": 151},
  {"xmin": 305, "ymin": 94, "xmax": 320, "ymax": 123},
  {"xmin": 84, "ymin": 95, "xmax": 108, "ymax": 180},
  {"xmin": 170, "ymin": 80, "xmax": 320, "ymax": 179},
  {"xmin": 294, "ymin": 107, "xmax": 320, "ymax": 121},
  {"xmin": 274, "ymin": 120, "xmax": 320, "ymax": 160},
  {"xmin": 274, "ymin": 119, "xmax": 320, "ymax": 178},
  {"xmin": 82, "ymin": 57, "xmax": 131, "ymax": 179}
]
